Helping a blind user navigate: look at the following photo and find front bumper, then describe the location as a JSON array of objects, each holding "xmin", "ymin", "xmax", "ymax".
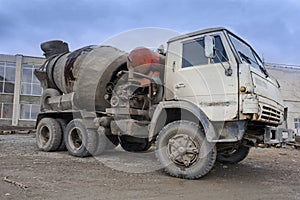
[{"xmin": 264, "ymin": 127, "xmax": 294, "ymax": 144}]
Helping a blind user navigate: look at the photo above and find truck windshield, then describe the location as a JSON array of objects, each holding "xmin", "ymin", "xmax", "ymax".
[{"xmin": 228, "ymin": 33, "xmax": 268, "ymax": 76}]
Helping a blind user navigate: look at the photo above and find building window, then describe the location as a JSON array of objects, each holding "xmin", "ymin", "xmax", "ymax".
[
  {"xmin": 21, "ymin": 64, "xmax": 42, "ymax": 96},
  {"xmin": 20, "ymin": 104, "xmax": 40, "ymax": 120},
  {"xmin": 0, "ymin": 62, "xmax": 16, "ymax": 94},
  {"xmin": 0, "ymin": 103, "xmax": 13, "ymax": 119},
  {"xmin": 295, "ymin": 118, "xmax": 300, "ymax": 129}
]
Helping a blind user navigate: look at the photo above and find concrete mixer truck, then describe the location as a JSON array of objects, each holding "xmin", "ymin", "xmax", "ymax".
[{"xmin": 34, "ymin": 27, "xmax": 289, "ymax": 179}]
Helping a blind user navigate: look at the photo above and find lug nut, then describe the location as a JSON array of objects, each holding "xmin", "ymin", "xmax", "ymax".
[
  {"xmin": 193, "ymin": 149, "xmax": 199, "ymax": 154},
  {"xmin": 184, "ymin": 160, "xmax": 189, "ymax": 167}
]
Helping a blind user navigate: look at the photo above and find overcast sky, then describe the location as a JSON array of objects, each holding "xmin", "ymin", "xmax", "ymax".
[{"xmin": 0, "ymin": 0, "xmax": 299, "ymax": 65}]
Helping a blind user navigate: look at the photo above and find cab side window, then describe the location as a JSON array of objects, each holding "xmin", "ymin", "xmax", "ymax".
[
  {"xmin": 182, "ymin": 35, "xmax": 228, "ymax": 68},
  {"xmin": 182, "ymin": 38, "xmax": 207, "ymax": 68}
]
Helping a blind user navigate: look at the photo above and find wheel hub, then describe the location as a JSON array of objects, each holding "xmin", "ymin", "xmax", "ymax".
[
  {"xmin": 69, "ymin": 128, "xmax": 83, "ymax": 151},
  {"xmin": 167, "ymin": 134, "xmax": 200, "ymax": 167},
  {"xmin": 40, "ymin": 126, "xmax": 50, "ymax": 145},
  {"xmin": 178, "ymin": 147, "xmax": 186, "ymax": 154}
]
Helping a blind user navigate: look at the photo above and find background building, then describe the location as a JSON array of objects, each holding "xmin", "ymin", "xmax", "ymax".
[
  {"xmin": 266, "ymin": 64, "xmax": 300, "ymax": 134},
  {"xmin": 0, "ymin": 54, "xmax": 44, "ymax": 131},
  {"xmin": 0, "ymin": 53, "xmax": 299, "ymax": 134}
]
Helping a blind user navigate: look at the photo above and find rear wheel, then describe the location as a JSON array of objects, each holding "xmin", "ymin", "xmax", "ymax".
[
  {"xmin": 217, "ymin": 145, "xmax": 250, "ymax": 164},
  {"xmin": 36, "ymin": 118, "xmax": 62, "ymax": 152},
  {"xmin": 64, "ymin": 119, "xmax": 98, "ymax": 157},
  {"xmin": 56, "ymin": 119, "xmax": 67, "ymax": 151},
  {"xmin": 155, "ymin": 120, "xmax": 216, "ymax": 179}
]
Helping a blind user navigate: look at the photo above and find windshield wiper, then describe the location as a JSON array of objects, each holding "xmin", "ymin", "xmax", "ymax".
[
  {"xmin": 238, "ymin": 51, "xmax": 252, "ymax": 64},
  {"xmin": 238, "ymin": 51, "xmax": 268, "ymax": 77}
]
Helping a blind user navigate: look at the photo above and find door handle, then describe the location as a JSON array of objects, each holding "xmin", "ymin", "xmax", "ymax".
[{"xmin": 175, "ymin": 83, "xmax": 186, "ymax": 89}]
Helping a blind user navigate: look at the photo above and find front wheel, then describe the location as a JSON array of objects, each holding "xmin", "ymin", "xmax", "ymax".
[
  {"xmin": 217, "ymin": 145, "xmax": 250, "ymax": 164},
  {"xmin": 155, "ymin": 120, "xmax": 216, "ymax": 179}
]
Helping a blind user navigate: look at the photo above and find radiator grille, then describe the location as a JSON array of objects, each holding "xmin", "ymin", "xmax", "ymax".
[{"xmin": 258, "ymin": 105, "xmax": 282, "ymax": 124}]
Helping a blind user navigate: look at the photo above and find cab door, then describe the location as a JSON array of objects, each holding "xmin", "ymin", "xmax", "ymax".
[{"xmin": 165, "ymin": 32, "xmax": 238, "ymax": 121}]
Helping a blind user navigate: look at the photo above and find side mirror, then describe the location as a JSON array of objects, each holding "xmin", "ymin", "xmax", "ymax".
[{"xmin": 204, "ymin": 36, "xmax": 215, "ymax": 58}]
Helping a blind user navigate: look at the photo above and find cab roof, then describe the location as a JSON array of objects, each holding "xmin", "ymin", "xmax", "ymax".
[{"xmin": 168, "ymin": 27, "xmax": 229, "ymax": 43}]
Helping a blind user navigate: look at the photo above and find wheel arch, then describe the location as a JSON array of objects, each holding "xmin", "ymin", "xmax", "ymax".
[{"xmin": 148, "ymin": 100, "xmax": 217, "ymax": 142}]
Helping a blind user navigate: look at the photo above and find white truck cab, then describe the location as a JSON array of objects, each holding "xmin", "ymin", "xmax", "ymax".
[
  {"xmin": 148, "ymin": 28, "xmax": 290, "ymax": 178},
  {"xmin": 165, "ymin": 27, "xmax": 284, "ymax": 126}
]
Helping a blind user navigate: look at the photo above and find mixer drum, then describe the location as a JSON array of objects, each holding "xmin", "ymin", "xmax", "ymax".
[{"xmin": 42, "ymin": 42, "xmax": 128, "ymax": 112}]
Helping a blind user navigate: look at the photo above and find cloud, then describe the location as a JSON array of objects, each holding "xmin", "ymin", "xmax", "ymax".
[
  {"xmin": 0, "ymin": 0, "xmax": 299, "ymax": 64},
  {"xmin": 102, "ymin": 27, "xmax": 180, "ymax": 52}
]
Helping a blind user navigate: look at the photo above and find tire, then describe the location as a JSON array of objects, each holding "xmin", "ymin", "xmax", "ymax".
[
  {"xmin": 217, "ymin": 145, "xmax": 250, "ymax": 164},
  {"xmin": 36, "ymin": 118, "xmax": 62, "ymax": 152},
  {"xmin": 64, "ymin": 119, "xmax": 98, "ymax": 157},
  {"xmin": 120, "ymin": 136, "xmax": 151, "ymax": 152},
  {"xmin": 56, "ymin": 119, "xmax": 67, "ymax": 151},
  {"xmin": 155, "ymin": 120, "xmax": 216, "ymax": 179},
  {"xmin": 41, "ymin": 88, "xmax": 60, "ymax": 111}
]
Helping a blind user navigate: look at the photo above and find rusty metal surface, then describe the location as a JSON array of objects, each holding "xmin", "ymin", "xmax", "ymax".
[
  {"xmin": 64, "ymin": 45, "xmax": 94, "ymax": 92},
  {"xmin": 127, "ymin": 47, "xmax": 165, "ymax": 83}
]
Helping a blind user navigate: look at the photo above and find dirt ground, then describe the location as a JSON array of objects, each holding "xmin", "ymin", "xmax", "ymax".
[{"xmin": 0, "ymin": 133, "xmax": 299, "ymax": 200}]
